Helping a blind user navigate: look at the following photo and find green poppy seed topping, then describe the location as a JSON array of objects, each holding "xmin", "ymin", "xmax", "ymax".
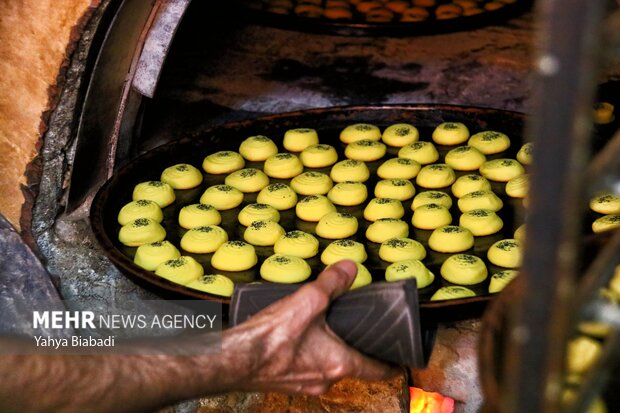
[
  {"xmin": 395, "ymin": 127, "xmax": 410, "ymax": 136},
  {"xmin": 195, "ymin": 226, "xmax": 214, "ymax": 233},
  {"xmin": 268, "ymin": 183, "xmax": 288, "ymax": 192},
  {"xmin": 338, "ymin": 212, "xmax": 353, "ymax": 219},
  {"xmin": 391, "ymin": 180, "xmax": 407, "ymax": 186},
  {"xmin": 501, "ymin": 160, "xmax": 515, "ymax": 167},
  {"xmin": 285, "ymin": 231, "xmax": 304, "ymax": 239},
  {"xmin": 394, "ymin": 263, "xmax": 410, "ymax": 272},
  {"xmin": 441, "ymin": 226, "xmax": 462, "ymax": 233},
  {"xmin": 216, "ymin": 151, "xmax": 233, "ymax": 157},
  {"xmin": 148, "ymin": 181, "xmax": 165, "ymax": 187},
  {"xmin": 343, "ymin": 160, "xmax": 360, "ymax": 167},
  {"xmin": 428, "ymin": 192, "xmax": 448, "ymax": 199},
  {"xmin": 496, "ymin": 240, "xmax": 518, "ymax": 251},
  {"xmin": 250, "ymin": 221, "xmax": 267, "ymax": 229},
  {"xmin": 275, "ymin": 153, "xmax": 294, "ymax": 160},
  {"xmin": 228, "ymin": 241, "xmax": 247, "ymax": 247},
  {"xmin": 493, "ymin": 270, "xmax": 515, "ymax": 279},
  {"xmin": 175, "ymin": 164, "xmax": 190, "ymax": 172},
  {"xmin": 196, "ymin": 204, "xmax": 214, "ymax": 211},
  {"xmin": 273, "ymin": 256, "xmax": 291, "ymax": 264},
  {"xmin": 410, "ymin": 142, "xmax": 426, "ymax": 150},
  {"xmin": 456, "ymin": 254, "xmax": 478, "ymax": 264},
  {"xmin": 469, "ymin": 209, "xmax": 490, "ymax": 217},
  {"xmin": 377, "ymin": 218, "xmax": 399, "ymax": 222},
  {"xmin": 132, "ymin": 218, "xmax": 150, "ymax": 227},
  {"xmin": 596, "ymin": 195, "xmax": 615, "ymax": 203},
  {"xmin": 386, "ymin": 238, "xmax": 409, "ymax": 248},
  {"xmin": 375, "ymin": 198, "xmax": 394, "ymax": 204},
  {"xmin": 304, "ymin": 172, "xmax": 322, "ymax": 178},
  {"xmin": 466, "ymin": 175, "xmax": 482, "ymax": 181},
  {"xmin": 313, "ymin": 144, "xmax": 330, "ymax": 151},
  {"xmin": 240, "ymin": 169, "xmax": 258, "ymax": 178},
  {"xmin": 355, "ymin": 139, "xmax": 378, "ymax": 147},
  {"xmin": 215, "ymin": 185, "xmax": 233, "ymax": 192},
  {"xmin": 453, "ymin": 146, "xmax": 471, "ymax": 153},
  {"xmin": 135, "ymin": 200, "xmax": 152, "ymax": 207},
  {"xmin": 301, "ymin": 195, "xmax": 319, "ymax": 203},
  {"xmin": 396, "ymin": 158, "xmax": 413, "ymax": 165},
  {"xmin": 429, "ymin": 164, "xmax": 446, "ymax": 170},
  {"xmin": 442, "ymin": 123, "xmax": 459, "ymax": 130},
  {"xmin": 251, "ymin": 135, "xmax": 270, "ymax": 142},
  {"xmin": 334, "ymin": 239, "xmax": 355, "ymax": 247},
  {"xmin": 425, "ymin": 203, "xmax": 441, "ymax": 209},
  {"xmin": 355, "ymin": 124, "xmax": 373, "ymax": 131},
  {"xmin": 201, "ymin": 275, "xmax": 217, "ymax": 284},
  {"xmin": 166, "ymin": 258, "xmax": 187, "ymax": 268},
  {"xmin": 150, "ymin": 241, "xmax": 164, "ymax": 247},
  {"xmin": 481, "ymin": 132, "xmax": 502, "ymax": 141},
  {"xmin": 294, "ymin": 128, "xmax": 313, "ymax": 133},
  {"xmin": 251, "ymin": 203, "xmax": 270, "ymax": 209}
]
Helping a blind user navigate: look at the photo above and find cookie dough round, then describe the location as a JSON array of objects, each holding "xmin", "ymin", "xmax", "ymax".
[
  {"xmin": 381, "ymin": 123, "xmax": 419, "ymax": 147},
  {"xmin": 178, "ymin": 204, "xmax": 222, "ymax": 229},
  {"xmin": 589, "ymin": 193, "xmax": 620, "ymax": 214},
  {"xmin": 506, "ymin": 174, "xmax": 530, "ymax": 199},
  {"xmin": 468, "ymin": 131, "xmax": 511, "ymax": 155},
  {"xmin": 428, "ymin": 225, "xmax": 474, "ymax": 253},
  {"xmin": 350, "ymin": 263, "xmax": 373, "ymax": 290},
  {"xmin": 487, "ymin": 239, "xmax": 522, "ymax": 268},
  {"xmin": 366, "ymin": 218, "xmax": 409, "ymax": 243},
  {"xmin": 340, "ymin": 123, "xmax": 381, "ymax": 144},
  {"xmin": 264, "ymin": 153, "xmax": 304, "ymax": 179},
  {"xmin": 344, "ymin": 139, "xmax": 387, "ymax": 162},
  {"xmin": 239, "ymin": 136, "xmax": 278, "ymax": 161},
  {"xmin": 300, "ymin": 144, "xmax": 338, "ymax": 168},
  {"xmin": 256, "ymin": 183, "xmax": 297, "ymax": 210},
  {"xmin": 489, "ymin": 270, "xmax": 519, "ymax": 293},
  {"xmin": 363, "ymin": 198, "xmax": 405, "ymax": 221},
  {"xmin": 119, "ymin": 218, "xmax": 166, "ymax": 247},
  {"xmin": 274, "ymin": 230, "xmax": 319, "ymax": 258},
  {"xmin": 514, "ymin": 224, "xmax": 526, "ymax": 243},
  {"xmin": 327, "ymin": 181, "xmax": 368, "ymax": 206},
  {"xmin": 431, "ymin": 286, "xmax": 476, "ymax": 301},
  {"xmin": 134, "ymin": 241, "xmax": 181, "ymax": 271},
  {"xmin": 321, "ymin": 239, "xmax": 367, "ymax": 265},
  {"xmin": 592, "ymin": 214, "xmax": 620, "ymax": 233},
  {"xmin": 186, "ymin": 274, "xmax": 235, "ymax": 297},
  {"xmin": 444, "ymin": 146, "xmax": 486, "ymax": 171},
  {"xmin": 377, "ymin": 157, "xmax": 421, "ymax": 180},
  {"xmin": 385, "ymin": 259, "xmax": 434, "ymax": 288},
  {"xmin": 161, "ymin": 164, "xmax": 203, "ymax": 189},
  {"xmin": 155, "ymin": 256, "xmax": 204, "ymax": 285},
  {"xmin": 330, "ymin": 159, "xmax": 370, "ymax": 183},
  {"xmin": 200, "ymin": 185, "xmax": 244, "ymax": 210},
  {"xmin": 238, "ymin": 203, "xmax": 280, "ymax": 227},
  {"xmin": 290, "ymin": 172, "xmax": 333, "ymax": 195},
  {"xmin": 316, "ymin": 212, "xmax": 358, "ymax": 239},
  {"xmin": 458, "ymin": 190, "xmax": 503, "ymax": 213},
  {"xmin": 224, "ymin": 168, "xmax": 269, "ymax": 193},
  {"xmin": 180, "ymin": 225, "xmax": 228, "ymax": 253},
  {"xmin": 243, "ymin": 220, "xmax": 286, "ymax": 246},
  {"xmin": 398, "ymin": 141, "xmax": 439, "ymax": 164},
  {"xmin": 283, "ymin": 128, "xmax": 319, "ymax": 152},
  {"xmin": 479, "ymin": 158, "xmax": 525, "ymax": 182},
  {"xmin": 374, "ymin": 179, "xmax": 416, "ymax": 201},
  {"xmin": 459, "ymin": 209, "xmax": 504, "ymax": 236},
  {"xmin": 411, "ymin": 204, "xmax": 452, "ymax": 230},
  {"xmin": 517, "ymin": 142, "xmax": 533, "ymax": 165},
  {"xmin": 412, "ymin": 190, "xmax": 453, "ymax": 210},
  {"xmin": 202, "ymin": 151, "xmax": 246, "ymax": 175},
  {"xmin": 211, "ymin": 241, "xmax": 257, "ymax": 272},
  {"xmin": 451, "ymin": 174, "xmax": 491, "ymax": 198},
  {"xmin": 133, "ymin": 181, "xmax": 176, "ymax": 208},
  {"xmin": 441, "ymin": 254, "xmax": 488, "ymax": 285},
  {"xmin": 432, "ymin": 122, "xmax": 470, "ymax": 146},
  {"xmin": 416, "ymin": 164, "xmax": 456, "ymax": 188},
  {"xmin": 260, "ymin": 254, "xmax": 312, "ymax": 283},
  {"xmin": 118, "ymin": 200, "xmax": 163, "ymax": 226},
  {"xmin": 295, "ymin": 195, "xmax": 336, "ymax": 222},
  {"xmin": 379, "ymin": 238, "xmax": 426, "ymax": 262}
]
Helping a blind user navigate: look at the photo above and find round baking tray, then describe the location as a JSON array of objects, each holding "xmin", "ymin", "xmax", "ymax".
[
  {"xmin": 234, "ymin": 0, "xmax": 534, "ymax": 36},
  {"xmin": 92, "ymin": 104, "xmax": 530, "ymax": 320}
]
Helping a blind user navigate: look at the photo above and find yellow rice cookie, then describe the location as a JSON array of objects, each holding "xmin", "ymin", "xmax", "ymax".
[
  {"xmin": 243, "ymin": 220, "xmax": 286, "ymax": 246},
  {"xmin": 330, "ymin": 159, "xmax": 370, "ymax": 183},
  {"xmin": 340, "ymin": 123, "xmax": 381, "ymax": 144},
  {"xmin": 411, "ymin": 204, "xmax": 452, "ymax": 230},
  {"xmin": 239, "ymin": 136, "xmax": 278, "ymax": 161},
  {"xmin": 257, "ymin": 183, "xmax": 298, "ymax": 210},
  {"xmin": 428, "ymin": 225, "xmax": 474, "ymax": 253},
  {"xmin": 344, "ymin": 139, "xmax": 387, "ymax": 162},
  {"xmin": 487, "ymin": 239, "xmax": 522, "ymax": 268},
  {"xmin": 589, "ymin": 193, "xmax": 620, "ymax": 215},
  {"xmin": 260, "ymin": 254, "xmax": 312, "ymax": 283},
  {"xmin": 451, "ymin": 174, "xmax": 491, "ymax": 198},
  {"xmin": 283, "ymin": 128, "xmax": 319, "ymax": 152},
  {"xmin": 416, "ymin": 164, "xmax": 456, "ymax": 188},
  {"xmin": 350, "ymin": 263, "xmax": 373, "ymax": 290},
  {"xmin": 592, "ymin": 214, "xmax": 620, "ymax": 233},
  {"xmin": 468, "ymin": 131, "xmax": 511, "ymax": 155},
  {"xmin": 186, "ymin": 274, "xmax": 235, "ymax": 297},
  {"xmin": 274, "ymin": 230, "xmax": 319, "ymax": 259},
  {"xmin": 412, "ymin": 191, "xmax": 453, "ymax": 210},
  {"xmin": 516, "ymin": 142, "xmax": 533, "ymax": 165},
  {"xmin": 263, "ymin": 153, "xmax": 304, "ymax": 179},
  {"xmin": 379, "ymin": 238, "xmax": 426, "ymax": 262},
  {"xmin": 381, "ymin": 123, "xmax": 419, "ymax": 147},
  {"xmin": 133, "ymin": 181, "xmax": 175, "ymax": 208},
  {"xmin": 377, "ymin": 157, "xmax": 421, "ymax": 179},
  {"xmin": 444, "ymin": 146, "xmax": 486, "ymax": 171},
  {"xmin": 431, "ymin": 286, "xmax": 476, "ymax": 301},
  {"xmin": 202, "ymin": 151, "xmax": 246, "ymax": 174},
  {"xmin": 316, "ymin": 212, "xmax": 358, "ymax": 239},
  {"xmin": 238, "ymin": 203, "xmax": 280, "ymax": 227},
  {"xmin": 300, "ymin": 144, "xmax": 338, "ymax": 168},
  {"xmin": 295, "ymin": 195, "xmax": 336, "ymax": 222},
  {"xmin": 385, "ymin": 259, "xmax": 434, "ymax": 288},
  {"xmin": 155, "ymin": 256, "xmax": 204, "ymax": 285},
  {"xmin": 459, "ymin": 209, "xmax": 504, "ymax": 236},
  {"xmin": 363, "ymin": 198, "xmax": 405, "ymax": 221},
  {"xmin": 432, "ymin": 122, "xmax": 470, "ymax": 146},
  {"xmin": 119, "ymin": 218, "xmax": 166, "ymax": 247},
  {"xmin": 479, "ymin": 158, "xmax": 524, "ymax": 182},
  {"xmin": 118, "ymin": 200, "xmax": 163, "ymax": 226},
  {"xmin": 211, "ymin": 241, "xmax": 257, "ymax": 272},
  {"xmin": 180, "ymin": 225, "xmax": 228, "ymax": 253},
  {"xmin": 440, "ymin": 254, "xmax": 487, "ymax": 285},
  {"xmin": 506, "ymin": 174, "xmax": 529, "ymax": 198},
  {"xmin": 290, "ymin": 171, "xmax": 333, "ymax": 195},
  {"xmin": 327, "ymin": 181, "xmax": 368, "ymax": 206},
  {"xmin": 374, "ymin": 179, "xmax": 416, "ymax": 201},
  {"xmin": 224, "ymin": 168, "xmax": 270, "ymax": 193},
  {"xmin": 178, "ymin": 204, "xmax": 222, "ymax": 229},
  {"xmin": 161, "ymin": 164, "xmax": 203, "ymax": 189},
  {"xmin": 199, "ymin": 185, "xmax": 243, "ymax": 210},
  {"xmin": 321, "ymin": 239, "xmax": 367, "ymax": 265},
  {"xmin": 489, "ymin": 270, "xmax": 519, "ymax": 293},
  {"xmin": 366, "ymin": 218, "xmax": 409, "ymax": 243},
  {"xmin": 457, "ymin": 190, "xmax": 503, "ymax": 212},
  {"xmin": 398, "ymin": 141, "xmax": 439, "ymax": 164},
  {"xmin": 134, "ymin": 241, "xmax": 181, "ymax": 271}
]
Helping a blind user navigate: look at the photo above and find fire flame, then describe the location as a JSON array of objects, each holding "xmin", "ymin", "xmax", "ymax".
[{"xmin": 409, "ymin": 387, "xmax": 454, "ymax": 413}]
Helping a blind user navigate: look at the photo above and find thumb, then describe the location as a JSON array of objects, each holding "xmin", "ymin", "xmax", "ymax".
[{"xmin": 312, "ymin": 259, "xmax": 358, "ymax": 301}]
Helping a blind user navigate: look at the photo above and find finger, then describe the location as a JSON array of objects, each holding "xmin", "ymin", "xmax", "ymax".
[{"xmin": 312, "ymin": 260, "xmax": 358, "ymax": 301}]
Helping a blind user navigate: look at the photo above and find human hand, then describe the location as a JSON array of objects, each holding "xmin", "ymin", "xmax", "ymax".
[{"xmin": 226, "ymin": 260, "xmax": 401, "ymax": 396}]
